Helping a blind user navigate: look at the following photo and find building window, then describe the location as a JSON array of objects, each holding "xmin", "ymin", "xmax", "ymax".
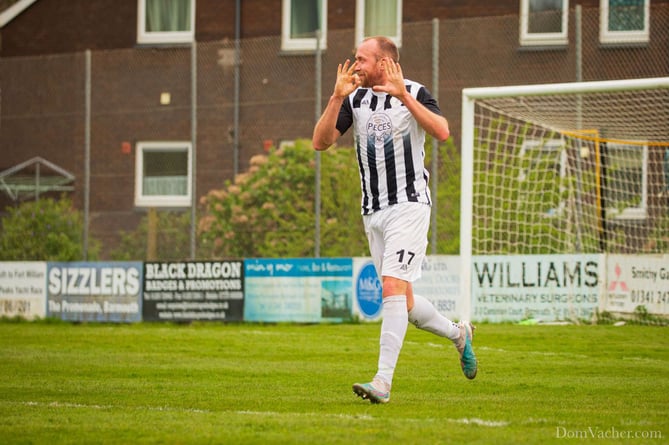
[
  {"xmin": 604, "ymin": 142, "xmax": 648, "ymax": 219},
  {"xmin": 281, "ymin": 0, "xmax": 327, "ymax": 51},
  {"xmin": 135, "ymin": 142, "xmax": 192, "ymax": 208},
  {"xmin": 137, "ymin": 0, "xmax": 194, "ymax": 44},
  {"xmin": 520, "ymin": 0, "xmax": 569, "ymax": 46},
  {"xmin": 355, "ymin": 0, "xmax": 402, "ymax": 47},
  {"xmin": 600, "ymin": 0, "xmax": 649, "ymax": 44},
  {"xmin": 518, "ymin": 139, "xmax": 567, "ymax": 217}
]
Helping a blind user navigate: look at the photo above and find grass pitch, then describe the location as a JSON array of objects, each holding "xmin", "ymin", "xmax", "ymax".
[{"xmin": 0, "ymin": 321, "xmax": 666, "ymax": 444}]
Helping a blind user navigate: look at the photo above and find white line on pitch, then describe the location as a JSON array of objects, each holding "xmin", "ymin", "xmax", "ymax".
[{"xmin": 13, "ymin": 400, "xmax": 511, "ymax": 427}]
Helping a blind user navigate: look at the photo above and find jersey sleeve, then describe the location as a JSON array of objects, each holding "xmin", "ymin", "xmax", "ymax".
[
  {"xmin": 335, "ymin": 97, "xmax": 353, "ymax": 135},
  {"xmin": 416, "ymin": 86, "xmax": 443, "ymax": 116}
]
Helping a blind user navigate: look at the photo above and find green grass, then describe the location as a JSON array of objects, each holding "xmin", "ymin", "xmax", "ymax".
[{"xmin": 0, "ymin": 321, "xmax": 667, "ymax": 444}]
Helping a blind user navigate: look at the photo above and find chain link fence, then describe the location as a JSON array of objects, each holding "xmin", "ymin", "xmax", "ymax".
[{"xmin": 1, "ymin": 5, "xmax": 668, "ymax": 260}]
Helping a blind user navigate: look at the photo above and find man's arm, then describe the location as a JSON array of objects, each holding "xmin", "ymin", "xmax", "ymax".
[
  {"xmin": 400, "ymin": 91, "xmax": 450, "ymax": 142},
  {"xmin": 312, "ymin": 59, "xmax": 361, "ymax": 151},
  {"xmin": 312, "ymin": 95, "xmax": 345, "ymax": 151}
]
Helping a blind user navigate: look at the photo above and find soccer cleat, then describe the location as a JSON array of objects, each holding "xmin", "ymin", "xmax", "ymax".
[
  {"xmin": 455, "ymin": 321, "xmax": 478, "ymax": 379},
  {"xmin": 352, "ymin": 382, "xmax": 390, "ymax": 404}
]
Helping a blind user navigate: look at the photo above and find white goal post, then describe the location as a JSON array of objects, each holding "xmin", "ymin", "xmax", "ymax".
[{"xmin": 460, "ymin": 77, "xmax": 669, "ymax": 318}]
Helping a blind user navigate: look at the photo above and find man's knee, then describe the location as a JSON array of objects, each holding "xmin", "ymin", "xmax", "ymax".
[{"xmin": 382, "ymin": 276, "xmax": 408, "ymax": 297}]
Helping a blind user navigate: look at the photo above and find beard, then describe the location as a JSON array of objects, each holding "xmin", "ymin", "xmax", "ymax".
[{"xmin": 356, "ymin": 72, "xmax": 377, "ymax": 89}]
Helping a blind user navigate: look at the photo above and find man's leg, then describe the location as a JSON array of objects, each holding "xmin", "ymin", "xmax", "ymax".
[
  {"xmin": 375, "ymin": 277, "xmax": 410, "ymax": 388},
  {"xmin": 407, "ymin": 287, "xmax": 478, "ymax": 380},
  {"xmin": 407, "ymin": 290, "xmax": 459, "ymax": 340},
  {"xmin": 353, "ymin": 277, "xmax": 408, "ymax": 404},
  {"xmin": 354, "ymin": 203, "xmax": 429, "ymax": 403}
]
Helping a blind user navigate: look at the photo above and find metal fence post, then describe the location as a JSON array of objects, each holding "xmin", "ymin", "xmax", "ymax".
[
  {"xmin": 430, "ymin": 18, "xmax": 439, "ymax": 254},
  {"xmin": 574, "ymin": 5, "xmax": 584, "ymax": 253},
  {"xmin": 84, "ymin": 49, "xmax": 91, "ymax": 260},
  {"xmin": 233, "ymin": 0, "xmax": 241, "ymax": 177},
  {"xmin": 314, "ymin": 29, "xmax": 322, "ymax": 258},
  {"xmin": 190, "ymin": 41, "xmax": 198, "ymax": 259}
]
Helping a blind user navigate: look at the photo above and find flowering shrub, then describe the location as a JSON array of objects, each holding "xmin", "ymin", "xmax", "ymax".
[{"xmin": 199, "ymin": 139, "xmax": 367, "ymax": 258}]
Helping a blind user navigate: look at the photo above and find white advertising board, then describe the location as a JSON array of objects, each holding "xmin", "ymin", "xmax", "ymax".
[
  {"xmin": 471, "ymin": 254, "xmax": 604, "ymax": 322},
  {"xmin": 0, "ymin": 262, "xmax": 47, "ymax": 320},
  {"xmin": 412, "ymin": 255, "xmax": 463, "ymax": 321},
  {"xmin": 603, "ymin": 254, "xmax": 669, "ymax": 316}
]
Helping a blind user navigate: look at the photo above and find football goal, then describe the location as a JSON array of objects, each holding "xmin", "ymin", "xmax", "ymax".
[{"xmin": 460, "ymin": 77, "xmax": 669, "ymax": 306}]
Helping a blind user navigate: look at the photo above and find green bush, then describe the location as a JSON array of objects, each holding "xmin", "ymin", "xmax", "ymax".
[
  {"xmin": 645, "ymin": 213, "xmax": 669, "ymax": 253},
  {"xmin": 0, "ymin": 197, "xmax": 95, "ymax": 261},
  {"xmin": 425, "ymin": 136, "xmax": 461, "ymax": 254},
  {"xmin": 110, "ymin": 210, "xmax": 192, "ymax": 261}
]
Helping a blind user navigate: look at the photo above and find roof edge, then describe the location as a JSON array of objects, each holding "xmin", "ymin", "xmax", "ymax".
[{"xmin": 0, "ymin": 0, "xmax": 39, "ymax": 28}]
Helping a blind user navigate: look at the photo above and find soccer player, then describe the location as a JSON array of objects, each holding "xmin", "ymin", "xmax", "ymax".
[{"xmin": 312, "ymin": 36, "xmax": 478, "ymax": 404}]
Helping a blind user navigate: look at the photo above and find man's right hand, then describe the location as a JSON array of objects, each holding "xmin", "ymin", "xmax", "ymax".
[{"xmin": 333, "ymin": 59, "xmax": 361, "ymax": 98}]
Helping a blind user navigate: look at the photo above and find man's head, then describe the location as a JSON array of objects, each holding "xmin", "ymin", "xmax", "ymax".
[{"xmin": 353, "ymin": 36, "xmax": 399, "ymax": 88}]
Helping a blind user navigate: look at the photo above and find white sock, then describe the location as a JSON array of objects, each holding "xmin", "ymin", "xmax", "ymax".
[
  {"xmin": 408, "ymin": 294, "xmax": 460, "ymax": 341},
  {"xmin": 374, "ymin": 295, "xmax": 408, "ymax": 390}
]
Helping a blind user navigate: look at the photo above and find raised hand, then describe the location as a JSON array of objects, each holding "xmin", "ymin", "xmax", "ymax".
[
  {"xmin": 333, "ymin": 59, "xmax": 361, "ymax": 98},
  {"xmin": 372, "ymin": 58, "xmax": 407, "ymax": 99}
]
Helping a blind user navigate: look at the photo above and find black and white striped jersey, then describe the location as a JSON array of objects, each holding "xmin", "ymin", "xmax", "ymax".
[{"xmin": 335, "ymin": 80, "xmax": 442, "ymax": 215}]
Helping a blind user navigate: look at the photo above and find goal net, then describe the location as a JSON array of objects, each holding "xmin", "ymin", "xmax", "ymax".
[
  {"xmin": 461, "ymin": 77, "xmax": 669, "ymax": 260},
  {"xmin": 460, "ymin": 77, "xmax": 669, "ymax": 320}
]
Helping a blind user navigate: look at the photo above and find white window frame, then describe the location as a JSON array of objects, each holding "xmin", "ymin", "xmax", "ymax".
[
  {"xmin": 604, "ymin": 142, "xmax": 648, "ymax": 220},
  {"xmin": 599, "ymin": 0, "xmax": 650, "ymax": 45},
  {"xmin": 135, "ymin": 141, "xmax": 192, "ymax": 208},
  {"xmin": 281, "ymin": 0, "xmax": 328, "ymax": 52},
  {"xmin": 355, "ymin": 0, "xmax": 403, "ymax": 47},
  {"xmin": 520, "ymin": 0, "xmax": 569, "ymax": 47},
  {"xmin": 518, "ymin": 138, "xmax": 568, "ymax": 218},
  {"xmin": 137, "ymin": 0, "xmax": 195, "ymax": 45}
]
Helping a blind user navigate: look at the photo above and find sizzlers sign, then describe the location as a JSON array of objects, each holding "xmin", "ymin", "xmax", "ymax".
[
  {"xmin": 471, "ymin": 255, "xmax": 601, "ymax": 322},
  {"xmin": 47, "ymin": 262, "xmax": 143, "ymax": 322},
  {"xmin": 143, "ymin": 261, "xmax": 244, "ymax": 322}
]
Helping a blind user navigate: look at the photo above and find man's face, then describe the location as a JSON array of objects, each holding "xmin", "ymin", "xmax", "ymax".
[{"xmin": 353, "ymin": 40, "xmax": 383, "ymax": 88}]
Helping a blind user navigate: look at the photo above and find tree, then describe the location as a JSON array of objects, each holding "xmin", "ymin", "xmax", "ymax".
[
  {"xmin": 0, "ymin": 196, "xmax": 96, "ymax": 261},
  {"xmin": 199, "ymin": 140, "xmax": 368, "ymax": 258}
]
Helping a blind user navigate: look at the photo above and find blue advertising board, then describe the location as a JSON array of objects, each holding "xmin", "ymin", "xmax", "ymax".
[{"xmin": 244, "ymin": 258, "xmax": 353, "ymax": 322}]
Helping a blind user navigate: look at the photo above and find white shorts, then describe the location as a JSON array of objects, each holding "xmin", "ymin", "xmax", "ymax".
[{"xmin": 362, "ymin": 202, "xmax": 430, "ymax": 283}]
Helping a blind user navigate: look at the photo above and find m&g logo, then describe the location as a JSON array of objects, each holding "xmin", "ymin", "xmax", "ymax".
[{"xmin": 356, "ymin": 261, "xmax": 382, "ymax": 319}]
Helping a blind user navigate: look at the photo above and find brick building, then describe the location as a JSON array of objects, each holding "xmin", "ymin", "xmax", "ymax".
[{"xmin": 0, "ymin": 0, "xmax": 667, "ymax": 257}]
